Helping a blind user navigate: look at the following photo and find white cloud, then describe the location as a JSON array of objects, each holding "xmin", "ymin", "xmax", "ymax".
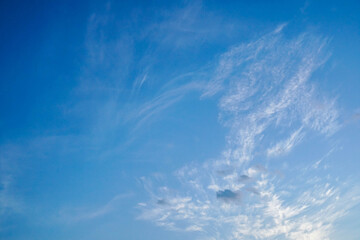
[
  {"xmin": 267, "ymin": 127, "xmax": 304, "ymax": 157},
  {"xmin": 144, "ymin": 1, "xmax": 239, "ymax": 49},
  {"xmin": 138, "ymin": 26, "xmax": 358, "ymax": 240},
  {"xmin": 128, "ymin": 80, "xmax": 206, "ymax": 130}
]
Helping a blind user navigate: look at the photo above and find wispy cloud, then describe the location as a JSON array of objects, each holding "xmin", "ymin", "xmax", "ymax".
[
  {"xmin": 143, "ymin": 1, "xmax": 239, "ymax": 49},
  {"xmin": 128, "ymin": 80, "xmax": 206, "ymax": 130},
  {"xmin": 58, "ymin": 193, "xmax": 133, "ymax": 223},
  {"xmin": 138, "ymin": 25, "xmax": 358, "ymax": 239},
  {"xmin": 267, "ymin": 127, "xmax": 304, "ymax": 157},
  {"xmin": 0, "ymin": 145, "xmax": 24, "ymax": 231}
]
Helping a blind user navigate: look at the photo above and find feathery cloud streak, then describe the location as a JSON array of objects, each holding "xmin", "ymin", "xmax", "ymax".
[{"xmin": 138, "ymin": 26, "xmax": 358, "ymax": 239}]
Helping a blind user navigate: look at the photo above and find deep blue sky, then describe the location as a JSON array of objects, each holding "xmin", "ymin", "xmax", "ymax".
[{"xmin": 1, "ymin": 1, "xmax": 360, "ymax": 239}]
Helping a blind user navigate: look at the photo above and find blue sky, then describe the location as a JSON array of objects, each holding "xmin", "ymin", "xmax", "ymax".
[{"xmin": 1, "ymin": 1, "xmax": 360, "ymax": 239}]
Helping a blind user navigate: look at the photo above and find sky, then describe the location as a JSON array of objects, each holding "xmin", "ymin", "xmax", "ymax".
[{"xmin": 1, "ymin": 0, "xmax": 360, "ymax": 239}]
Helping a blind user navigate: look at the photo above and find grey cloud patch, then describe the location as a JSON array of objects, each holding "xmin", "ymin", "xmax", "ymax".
[
  {"xmin": 239, "ymin": 174, "xmax": 251, "ymax": 182},
  {"xmin": 216, "ymin": 189, "xmax": 241, "ymax": 203},
  {"xmin": 157, "ymin": 199, "xmax": 168, "ymax": 205}
]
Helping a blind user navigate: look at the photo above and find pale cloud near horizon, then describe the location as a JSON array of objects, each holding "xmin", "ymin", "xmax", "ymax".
[{"xmin": 138, "ymin": 25, "xmax": 359, "ymax": 239}]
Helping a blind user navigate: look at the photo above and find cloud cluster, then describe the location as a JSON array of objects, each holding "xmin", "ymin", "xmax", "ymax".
[{"xmin": 138, "ymin": 25, "xmax": 359, "ymax": 239}]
